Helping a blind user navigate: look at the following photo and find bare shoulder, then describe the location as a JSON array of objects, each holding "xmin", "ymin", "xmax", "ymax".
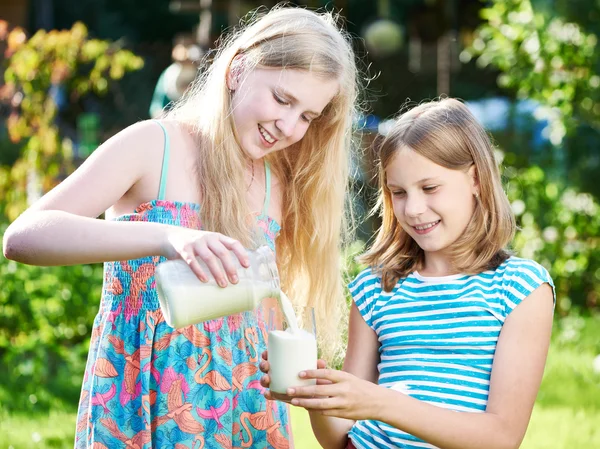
[
  {"xmin": 20, "ymin": 120, "xmax": 171, "ymax": 219},
  {"xmin": 105, "ymin": 119, "xmax": 166, "ymax": 156},
  {"xmin": 111, "ymin": 119, "xmax": 200, "ymax": 213},
  {"xmin": 92, "ymin": 119, "xmax": 170, "ymax": 181}
]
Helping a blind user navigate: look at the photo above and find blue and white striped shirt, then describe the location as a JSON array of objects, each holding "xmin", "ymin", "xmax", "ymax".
[{"xmin": 347, "ymin": 256, "xmax": 554, "ymax": 449}]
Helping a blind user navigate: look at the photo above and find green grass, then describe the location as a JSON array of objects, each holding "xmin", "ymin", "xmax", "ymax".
[
  {"xmin": 0, "ymin": 410, "xmax": 76, "ymax": 449},
  {"xmin": 1, "ymin": 314, "xmax": 599, "ymax": 449}
]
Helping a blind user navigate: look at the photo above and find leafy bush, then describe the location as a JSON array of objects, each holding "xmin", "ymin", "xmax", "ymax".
[
  {"xmin": 0, "ymin": 21, "xmax": 144, "ymax": 221},
  {"xmin": 506, "ymin": 165, "xmax": 600, "ymax": 312},
  {"xmin": 0, "ymin": 223, "xmax": 103, "ymax": 411}
]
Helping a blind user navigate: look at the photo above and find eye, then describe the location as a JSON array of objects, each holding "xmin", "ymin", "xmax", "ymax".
[
  {"xmin": 273, "ymin": 93, "xmax": 289, "ymax": 106},
  {"xmin": 423, "ymin": 185, "xmax": 438, "ymax": 193},
  {"xmin": 391, "ymin": 190, "xmax": 406, "ymax": 197},
  {"xmin": 300, "ymin": 114, "xmax": 312, "ymax": 123}
]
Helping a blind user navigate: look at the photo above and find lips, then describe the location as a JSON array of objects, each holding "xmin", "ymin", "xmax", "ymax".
[
  {"xmin": 412, "ymin": 220, "xmax": 440, "ymax": 234},
  {"xmin": 258, "ymin": 124, "xmax": 277, "ymax": 145}
]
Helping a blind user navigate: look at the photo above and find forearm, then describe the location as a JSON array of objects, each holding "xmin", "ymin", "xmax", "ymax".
[
  {"xmin": 309, "ymin": 410, "xmax": 354, "ymax": 449},
  {"xmin": 376, "ymin": 389, "xmax": 520, "ymax": 449},
  {"xmin": 3, "ymin": 210, "xmax": 170, "ymax": 266}
]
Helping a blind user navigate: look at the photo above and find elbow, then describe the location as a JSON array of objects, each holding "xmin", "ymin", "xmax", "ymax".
[
  {"xmin": 2, "ymin": 225, "xmax": 29, "ymax": 263},
  {"xmin": 505, "ymin": 435, "xmax": 524, "ymax": 449},
  {"xmin": 494, "ymin": 425, "xmax": 525, "ymax": 449},
  {"xmin": 3, "ymin": 227, "xmax": 19, "ymax": 261}
]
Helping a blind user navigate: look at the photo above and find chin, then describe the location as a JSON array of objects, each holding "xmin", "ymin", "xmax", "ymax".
[
  {"xmin": 241, "ymin": 144, "xmax": 264, "ymax": 160},
  {"xmin": 413, "ymin": 239, "xmax": 445, "ymax": 253}
]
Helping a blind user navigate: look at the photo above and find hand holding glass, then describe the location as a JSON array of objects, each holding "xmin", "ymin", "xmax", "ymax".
[{"xmin": 267, "ymin": 305, "xmax": 317, "ymax": 394}]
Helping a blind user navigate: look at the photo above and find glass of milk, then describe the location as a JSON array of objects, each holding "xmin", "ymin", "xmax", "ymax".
[
  {"xmin": 268, "ymin": 304, "xmax": 318, "ymax": 395},
  {"xmin": 155, "ymin": 245, "xmax": 280, "ymax": 328}
]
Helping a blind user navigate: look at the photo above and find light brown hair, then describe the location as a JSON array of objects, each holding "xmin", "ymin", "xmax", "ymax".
[{"xmin": 361, "ymin": 98, "xmax": 515, "ymax": 291}]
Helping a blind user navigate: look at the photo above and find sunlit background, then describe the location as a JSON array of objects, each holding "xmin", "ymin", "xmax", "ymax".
[{"xmin": 0, "ymin": 0, "xmax": 599, "ymax": 448}]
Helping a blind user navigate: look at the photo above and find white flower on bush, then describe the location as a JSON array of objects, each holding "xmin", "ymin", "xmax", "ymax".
[
  {"xmin": 561, "ymin": 190, "xmax": 598, "ymax": 215},
  {"xmin": 542, "ymin": 226, "xmax": 559, "ymax": 243},
  {"xmin": 511, "ymin": 199, "xmax": 526, "ymax": 216},
  {"xmin": 593, "ymin": 354, "xmax": 600, "ymax": 374}
]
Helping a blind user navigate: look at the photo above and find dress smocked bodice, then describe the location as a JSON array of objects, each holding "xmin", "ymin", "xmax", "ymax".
[{"xmin": 100, "ymin": 199, "xmax": 281, "ymax": 315}]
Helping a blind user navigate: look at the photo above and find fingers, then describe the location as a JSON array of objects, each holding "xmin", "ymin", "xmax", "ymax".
[
  {"xmin": 299, "ymin": 368, "xmax": 345, "ymax": 382},
  {"xmin": 286, "ymin": 383, "xmax": 337, "ymax": 399},
  {"xmin": 289, "ymin": 396, "xmax": 339, "ymax": 410},
  {"xmin": 191, "ymin": 243, "xmax": 226, "ymax": 287},
  {"xmin": 259, "ymin": 358, "xmax": 270, "ymax": 374},
  {"xmin": 317, "ymin": 359, "xmax": 327, "ymax": 369},
  {"xmin": 269, "ymin": 392, "xmax": 295, "ymax": 403},
  {"xmin": 206, "ymin": 239, "xmax": 240, "ymax": 286},
  {"xmin": 260, "ymin": 374, "xmax": 270, "ymax": 388},
  {"xmin": 180, "ymin": 249, "xmax": 209, "ymax": 283},
  {"xmin": 170, "ymin": 229, "xmax": 249, "ymax": 285},
  {"xmin": 220, "ymin": 237, "xmax": 250, "ymax": 268}
]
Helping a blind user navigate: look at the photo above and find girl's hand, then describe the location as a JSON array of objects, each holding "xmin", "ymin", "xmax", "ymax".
[
  {"xmin": 259, "ymin": 350, "xmax": 329, "ymax": 403},
  {"xmin": 285, "ymin": 369, "xmax": 383, "ymax": 420},
  {"xmin": 163, "ymin": 227, "xmax": 250, "ymax": 287}
]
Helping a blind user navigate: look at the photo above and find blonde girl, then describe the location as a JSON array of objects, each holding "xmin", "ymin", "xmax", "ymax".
[{"xmin": 4, "ymin": 5, "xmax": 359, "ymax": 448}]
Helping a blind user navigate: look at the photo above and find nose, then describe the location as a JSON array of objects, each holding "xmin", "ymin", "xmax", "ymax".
[
  {"xmin": 275, "ymin": 113, "xmax": 298, "ymax": 138},
  {"xmin": 404, "ymin": 193, "xmax": 426, "ymax": 218}
]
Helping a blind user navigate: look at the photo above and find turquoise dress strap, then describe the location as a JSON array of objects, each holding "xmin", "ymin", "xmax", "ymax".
[
  {"xmin": 262, "ymin": 160, "xmax": 271, "ymax": 217},
  {"xmin": 154, "ymin": 120, "xmax": 170, "ymax": 200}
]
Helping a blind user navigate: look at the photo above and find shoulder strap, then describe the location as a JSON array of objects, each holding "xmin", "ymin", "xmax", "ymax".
[
  {"xmin": 262, "ymin": 160, "xmax": 271, "ymax": 217},
  {"xmin": 153, "ymin": 120, "xmax": 170, "ymax": 200}
]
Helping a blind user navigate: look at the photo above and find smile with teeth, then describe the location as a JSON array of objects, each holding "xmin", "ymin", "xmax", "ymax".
[
  {"xmin": 258, "ymin": 124, "xmax": 277, "ymax": 144},
  {"xmin": 413, "ymin": 220, "xmax": 440, "ymax": 231}
]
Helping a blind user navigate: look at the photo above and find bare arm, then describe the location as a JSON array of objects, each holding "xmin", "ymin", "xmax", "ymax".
[
  {"xmin": 370, "ymin": 284, "xmax": 554, "ymax": 449},
  {"xmin": 3, "ymin": 210, "xmax": 174, "ymax": 265},
  {"xmin": 2, "ymin": 121, "xmax": 248, "ymax": 283},
  {"xmin": 308, "ymin": 301, "xmax": 381, "ymax": 449},
  {"xmin": 3, "ymin": 121, "xmax": 170, "ymax": 265}
]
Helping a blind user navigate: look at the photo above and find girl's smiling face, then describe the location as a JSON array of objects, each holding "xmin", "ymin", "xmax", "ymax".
[
  {"xmin": 386, "ymin": 147, "xmax": 479, "ymax": 264},
  {"xmin": 228, "ymin": 67, "xmax": 339, "ymax": 160}
]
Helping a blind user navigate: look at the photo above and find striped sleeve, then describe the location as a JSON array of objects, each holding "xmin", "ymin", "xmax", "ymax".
[
  {"xmin": 502, "ymin": 258, "xmax": 555, "ymax": 317},
  {"xmin": 348, "ymin": 268, "xmax": 380, "ymax": 328}
]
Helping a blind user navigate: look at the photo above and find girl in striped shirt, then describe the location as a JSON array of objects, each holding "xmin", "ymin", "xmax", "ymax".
[{"xmin": 261, "ymin": 98, "xmax": 555, "ymax": 449}]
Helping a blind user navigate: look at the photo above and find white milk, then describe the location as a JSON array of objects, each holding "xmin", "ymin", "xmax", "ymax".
[
  {"xmin": 157, "ymin": 280, "xmax": 274, "ymax": 329},
  {"xmin": 268, "ymin": 328, "xmax": 317, "ymax": 394},
  {"xmin": 278, "ymin": 291, "xmax": 299, "ymax": 332}
]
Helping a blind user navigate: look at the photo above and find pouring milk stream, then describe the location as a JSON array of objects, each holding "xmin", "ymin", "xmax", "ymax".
[{"xmin": 155, "ymin": 246, "xmax": 317, "ymax": 393}]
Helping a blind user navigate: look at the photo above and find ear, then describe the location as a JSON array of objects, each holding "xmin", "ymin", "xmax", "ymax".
[
  {"xmin": 226, "ymin": 54, "xmax": 245, "ymax": 91},
  {"xmin": 468, "ymin": 164, "xmax": 480, "ymax": 197}
]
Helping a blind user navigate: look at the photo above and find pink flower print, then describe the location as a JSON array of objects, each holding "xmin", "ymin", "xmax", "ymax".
[
  {"xmin": 204, "ymin": 317, "xmax": 224, "ymax": 333},
  {"xmin": 160, "ymin": 367, "xmax": 190, "ymax": 398}
]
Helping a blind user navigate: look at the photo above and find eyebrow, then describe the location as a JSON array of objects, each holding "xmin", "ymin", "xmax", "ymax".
[
  {"xmin": 275, "ymin": 88, "xmax": 322, "ymax": 118},
  {"xmin": 387, "ymin": 177, "xmax": 440, "ymax": 188}
]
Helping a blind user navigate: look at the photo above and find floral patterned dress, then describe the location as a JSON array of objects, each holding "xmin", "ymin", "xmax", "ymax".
[{"xmin": 75, "ymin": 123, "xmax": 289, "ymax": 449}]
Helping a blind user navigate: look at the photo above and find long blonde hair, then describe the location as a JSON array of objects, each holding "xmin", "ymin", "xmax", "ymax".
[
  {"xmin": 362, "ymin": 98, "xmax": 515, "ymax": 291},
  {"xmin": 166, "ymin": 6, "xmax": 359, "ymax": 360}
]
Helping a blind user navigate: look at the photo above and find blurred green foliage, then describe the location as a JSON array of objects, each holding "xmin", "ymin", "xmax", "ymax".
[
  {"xmin": 465, "ymin": 0, "xmax": 600, "ymax": 200},
  {"xmin": 0, "ymin": 21, "xmax": 143, "ymax": 221},
  {"xmin": 0, "ymin": 21, "xmax": 142, "ymax": 411},
  {"xmin": 506, "ymin": 164, "xmax": 600, "ymax": 312},
  {"xmin": 0, "ymin": 222, "xmax": 103, "ymax": 411},
  {"xmin": 465, "ymin": 0, "xmax": 599, "ymax": 146}
]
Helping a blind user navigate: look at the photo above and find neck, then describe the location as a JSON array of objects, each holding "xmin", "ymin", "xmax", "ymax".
[
  {"xmin": 245, "ymin": 157, "xmax": 255, "ymax": 191},
  {"xmin": 419, "ymin": 253, "xmax": 456, "ymax": 277}
]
